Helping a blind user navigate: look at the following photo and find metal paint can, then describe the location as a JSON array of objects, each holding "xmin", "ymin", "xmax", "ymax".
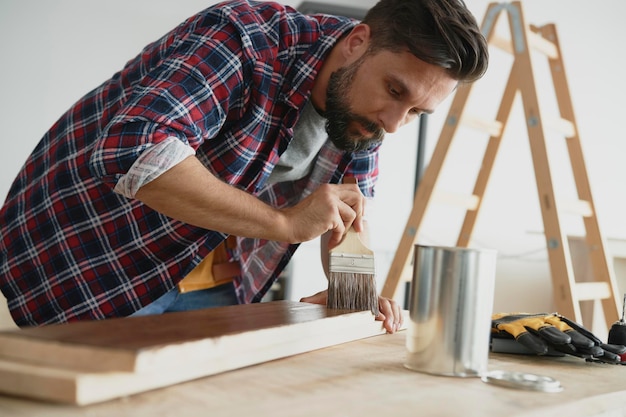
[{"xmin": 404, "ymin": 245, "xmax": 497, "ymax": 377}]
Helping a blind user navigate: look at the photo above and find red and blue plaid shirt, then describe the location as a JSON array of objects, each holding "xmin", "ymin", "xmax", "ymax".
[{"xmin": 0, "ymin": 0, "xmax": 380, "ymax": 326}]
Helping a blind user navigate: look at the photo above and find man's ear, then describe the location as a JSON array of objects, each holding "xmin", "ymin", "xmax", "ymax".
[{"xmin": 342, "ymin": 24, "xmax": 371, "ymax": 61}]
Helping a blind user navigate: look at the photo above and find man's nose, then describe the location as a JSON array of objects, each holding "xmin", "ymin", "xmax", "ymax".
[{"xmin": 379, "ymin": 108, "xmax": 411, "ymax": 134}]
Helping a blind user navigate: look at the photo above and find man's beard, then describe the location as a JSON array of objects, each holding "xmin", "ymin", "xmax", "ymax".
[{"xmin": 324, "ymin": 57, "xmax": 385, "ymax": 153}]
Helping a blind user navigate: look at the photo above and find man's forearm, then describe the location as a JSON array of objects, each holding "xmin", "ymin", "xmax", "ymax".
[{"xmin": 135, "ymin": 155, "xmax": 291, "ymax": 242}]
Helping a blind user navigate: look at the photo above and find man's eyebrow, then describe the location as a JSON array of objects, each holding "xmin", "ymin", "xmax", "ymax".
[{"xmin": 388, "ymin": 74, "xmax": 434, "ymax": 114}]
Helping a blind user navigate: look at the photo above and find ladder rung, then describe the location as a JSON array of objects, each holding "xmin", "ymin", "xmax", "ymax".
[
  {"xmin": 559, "ymin": 199, "xmax": 593, "ymax": 217},
  {"xmin": 460, "ymin": 114, "xmax": 503, "ymax": 136},
  {"xmin": 575, "ymin": 282, "xmax": 611, "ymax": 301},
  {"xmin": 545, "ymin": 117, "xmax": 576, "ymax": 137},
  {"xmin": 433, "ymin": 191, "xmax": 479, "ymax": 210},
  {"xmin": 528, "ymin": 31, "xmax": 558, "ymax": 59},
  {"xmin": 490, "ymin": 35, "xmax": 513, "ymax": 54},
  {"xmin": 491, "ymin": 32, "xmax": 558, "ymax": 59}
]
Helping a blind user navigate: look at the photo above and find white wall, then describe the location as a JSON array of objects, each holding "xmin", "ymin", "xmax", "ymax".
[{"xmin": 0, "ymin": 0, "xmax": 624, "ymax": 329}]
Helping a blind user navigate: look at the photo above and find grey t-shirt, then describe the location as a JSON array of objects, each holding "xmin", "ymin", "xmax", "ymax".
[{"xmin": 267, "ymin": 100, "xmax": 327, "ymax": 184}]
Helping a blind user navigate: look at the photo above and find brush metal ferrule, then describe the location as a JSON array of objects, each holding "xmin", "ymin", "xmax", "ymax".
[{"xmin": 329, "ymin": 253, "xmax": 375, "ymax": 274}]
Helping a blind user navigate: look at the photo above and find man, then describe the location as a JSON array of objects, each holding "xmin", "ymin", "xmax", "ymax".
[{"xmin": 0, "ymin": 0, "xmax": 488, "ymax": 328}]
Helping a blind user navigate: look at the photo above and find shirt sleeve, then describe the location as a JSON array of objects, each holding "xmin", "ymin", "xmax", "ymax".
[
  {"xmin": 113, "ymin": 136, "xmax": 195, "ymax": 199},
  {"xmin": 87, "ymin": 14, "xmax": 241, "ymax": 191}
]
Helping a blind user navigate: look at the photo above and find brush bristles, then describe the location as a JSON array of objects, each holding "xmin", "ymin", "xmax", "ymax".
[{"xmin": 327, "ymin": 272, "xmax": 378, "ymax": 315}]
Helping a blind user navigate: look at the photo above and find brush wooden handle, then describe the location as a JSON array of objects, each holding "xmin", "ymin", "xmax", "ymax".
[{"xmin": 329, "ymin": 227, "xmax": 373, "ymax": 256}]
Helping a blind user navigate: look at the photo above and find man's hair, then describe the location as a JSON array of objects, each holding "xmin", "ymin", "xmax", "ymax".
[{"xmin": 363, "ymin": 0, "xmax": 489, "ymax": 82}]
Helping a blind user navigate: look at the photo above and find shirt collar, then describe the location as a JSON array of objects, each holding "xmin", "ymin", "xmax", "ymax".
[{"xmin": 280, "ymin": 15, "xmax": 356, "ymax": 111}]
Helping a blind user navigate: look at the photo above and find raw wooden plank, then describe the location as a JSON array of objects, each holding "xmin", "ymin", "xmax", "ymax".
[{"xmin": 0, "ymin": 301, "xmax": 386, "ymax": 405}]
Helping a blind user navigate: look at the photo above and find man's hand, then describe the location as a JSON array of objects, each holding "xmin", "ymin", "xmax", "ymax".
[
  {"xmin": 300, "ymin": 290, "xmax": 403, "ymax": 334},
  {"xmin": 284, "ymin": 181, "xmax": 365, "ymax": 247}
]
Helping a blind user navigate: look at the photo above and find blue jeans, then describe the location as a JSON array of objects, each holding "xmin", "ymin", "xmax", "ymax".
[{"xmin": 130, "ymin": 282, "xmax": 239, "ymax": 317}]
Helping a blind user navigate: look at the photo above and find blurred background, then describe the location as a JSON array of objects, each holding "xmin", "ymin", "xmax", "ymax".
[{"xmin": 1, "ymin": 0, "xmax": 624, "ymax": 331}]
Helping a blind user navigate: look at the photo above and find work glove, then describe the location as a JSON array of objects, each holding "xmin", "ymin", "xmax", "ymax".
[{"xmin": 491, "ymin": 312, "xmax": 626, "ymax": 363}]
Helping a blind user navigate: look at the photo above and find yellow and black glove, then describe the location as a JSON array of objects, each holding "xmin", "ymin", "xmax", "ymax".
[{"xmin": 492, "ymin": 312, "xmax": 626, "ymax": 363}]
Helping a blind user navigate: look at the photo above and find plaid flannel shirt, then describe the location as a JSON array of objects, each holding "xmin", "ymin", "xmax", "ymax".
[{"xmin": 0, "ymin": 0, "xmax": 380, "ymax": 326}]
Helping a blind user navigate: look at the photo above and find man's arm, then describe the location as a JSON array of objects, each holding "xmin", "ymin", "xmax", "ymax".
[{"xmin": 134, "ymin": 155, "xmax": 364, "ymax": 246}]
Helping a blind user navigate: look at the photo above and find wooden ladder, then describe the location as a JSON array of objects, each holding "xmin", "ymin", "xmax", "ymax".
[{"xmin": 381, "ymin": 1, "xmax": 621, "ymax": 330}]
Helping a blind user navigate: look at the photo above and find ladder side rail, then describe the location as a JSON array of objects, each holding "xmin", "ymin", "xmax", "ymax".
[
  {"xmin": 508, "ymin": 3, "xmax": 581, "ymax": 321},
  {"xmin": 538, "ymin": 24, "xmax": 621, "ymax": 325}
]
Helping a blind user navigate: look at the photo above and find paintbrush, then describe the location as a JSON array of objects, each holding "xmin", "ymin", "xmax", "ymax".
[{"xmin": 327, "ymin": 178, "xmax": 379, "ymax": 315}]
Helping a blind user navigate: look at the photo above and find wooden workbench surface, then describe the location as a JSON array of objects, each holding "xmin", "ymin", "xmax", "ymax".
[{"xmin": 1, "ymin": 329, "xmax": 625, "ymax": 417}]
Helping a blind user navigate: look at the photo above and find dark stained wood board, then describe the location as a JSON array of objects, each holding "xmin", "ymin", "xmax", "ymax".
[
  {"xmin": 0, "ymin": 301, "xmax": 387, "ymax": 405},
  {"xmin": 0, "ymin": 301, "xmax": 376, "ymax": 372},
  {"xmin": 2, "ymin": 300, "xmax": 345, "ymax": 348}
]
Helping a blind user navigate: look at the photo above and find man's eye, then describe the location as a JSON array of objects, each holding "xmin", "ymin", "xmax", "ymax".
[{"xmin": 389, "ymin": 86, "xmax": 400, "ymax": 96}]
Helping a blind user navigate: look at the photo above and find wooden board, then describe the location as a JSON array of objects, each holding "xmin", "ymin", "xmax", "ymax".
[{"xmin": 0, "ymin": 301, "xmax": 386, "ymax": 405}]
